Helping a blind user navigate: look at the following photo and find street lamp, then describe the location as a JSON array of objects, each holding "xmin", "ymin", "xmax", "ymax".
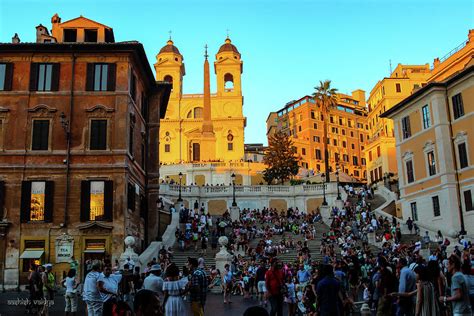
[
  {"xmin": 177, "ymin": 172, "xmax": 183, "ymax": 202},
  {"xmin": 156, "ymin": 198, "xmax": 162, "ymax": 241},
  {"xmin": 321, "ymin": 173, "xmax": 328, "ymax": 206},
  {"xmin": 336, "ymin": 168, "xmax": 341, "ymax": 200},
  {"xmin": 231, "ymin": 173, "xmax": 237, "ymax": 207}
]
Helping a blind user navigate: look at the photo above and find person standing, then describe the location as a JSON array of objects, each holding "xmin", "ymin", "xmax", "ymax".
[
  {"xmin": 83, "ymin": 263, "xmax": 103, "ymax": 316},
  {"xmin": 188, "ymin": 257, "xmax": 208, "ymax": 316},
  {"xmin": 414, "ymin": 265, "xmax": 440, "ymax": 316},
  {"xmin": 390, "ymin": 258, "xmax": 417, "ymax": 316},
  {"xmin": 143, "ymin": 264, "xmax": 164, "ymax": 299},
  {"xmin": 162, "ymin": 263, "xmax": 188, "ymax": 316},
  {"xmin": 256, "ymin": 261, "xmax": 268, "ymax": 307},
  {"xmin": 439, "ymin": 254, "xmax": 472, "ymax": 316},
  {"xmin": 265, "ymin": 258, "xmax": 285, "ymax": 316},
  {"xmin": 97, "ymin": 265, "xmax": 122, "ymax": 316},
  {"xmin": 42, "ymin": 263, "xmax": 56, "ymax": 300},
  {"xmin": 62, "ymin": 269, "xmax": 80, "ymax": 316},
  {"xmin": 26, "ymin": 263, "xmax": 42, "ymax": 314},
  {"xmin": 223, "ymin": 264, "xmax": 233, "ymax": 304},
  {"xmin": 316, "ymin": 264, "xmax": 342, "ymax": 316}
]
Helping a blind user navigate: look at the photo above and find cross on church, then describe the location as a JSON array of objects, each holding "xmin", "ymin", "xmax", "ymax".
[
  {"xmin": 226, "ymin": 29, "xmax": 230, "ymax": 38},
  {"xmin": 168, "ymin": 30, "xmax": 172, "ymax": 40},
  {"xmin": 204, "ymin": 44, "xmax": 208, "ymax": 59}
]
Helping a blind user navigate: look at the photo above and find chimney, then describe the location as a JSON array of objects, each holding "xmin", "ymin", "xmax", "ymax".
[
  {"xmin": 433, "ymin": 57, "xmax": 440, "ymax": 69},
  {"xmin": 12, "ymin": 33, "xmax": 20, "ymax": 44},
  {"xmin": 468, "ymin": 29, "xmax": 474, "ymax": 43}
]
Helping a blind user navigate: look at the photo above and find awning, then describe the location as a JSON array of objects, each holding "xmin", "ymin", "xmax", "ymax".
[
  {"xmin": 84, "ymin": 249, "xmax": 105, "ymax": 253},
  {"xmin": 20, "ymin": 250, "xmax": 44, "ymax": 259}
]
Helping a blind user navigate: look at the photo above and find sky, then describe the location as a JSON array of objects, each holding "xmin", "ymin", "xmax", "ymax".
[{"xmin": 1, "ymin": 0, "xmax": 473, "ymax": 144}]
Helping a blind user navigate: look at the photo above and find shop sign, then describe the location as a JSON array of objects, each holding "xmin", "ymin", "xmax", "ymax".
[{"xmin": 55, "ymin": 234, "xmax": 74, "ymax": 263}]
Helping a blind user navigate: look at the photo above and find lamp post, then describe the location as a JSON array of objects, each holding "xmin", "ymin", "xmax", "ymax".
[
  {"xmin": 156, "ymin": 199, "xmax": 161, "ymax": 241},
  {"xmin": 60, "ymin": 112, "xmax": 71, "ymax": 228},
  {"xmin": 178, "ymin": 172, "xmax": 183, "ymax": 202},
  {"xmin": 231, "ymin": 173, "xmax": 237, "ymax": 207},
  {"xmin": 321, "ymin": 173, "xmax": 328, "ymax": 206},
  {"xmin": 336, "ymin": 168, "xmax": 341, "ymax": 200}
]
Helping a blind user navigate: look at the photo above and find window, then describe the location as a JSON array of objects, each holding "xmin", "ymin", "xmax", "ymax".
[
  {"xmin": 432, "ymin": 196, "xmax": 440, "ymax": 217},
  {"xmin": 369, "ymin": 151, "xmax": 372, "ymax": 161},
  {"xmin": 164, "ymin": 144, "xmax": 170, "ymax": 152},
  {"xmin": 127, "ymin": 183, "xmax": 136, "ymax": 212},
  {"xmin": 298, "ymin": 126, "xmax": 302, "ymax": 132},
  {"xmin": 370, "ymin": 170, "xmax": 374, "ymax": 183},
  {"xmin": 354, "ymin": 170, "xmax": 359, "ymax": 177},
  {"xmin": 20, "ymin": 181, "xmax": 54, "ymax": 223},
  {"xmin": 350, "ymin": 131, "xmax": 354, "ymax": 137},
  {"xmin": 343, "ymin": 154, "xmax": 349, "ymax": 162},
  {"xmin": 422, "ymin": 105, "xmax": 431, "ymax": 129},
  {"xmin": 129, "ymin": 120, "xmax": 134, "ymax": 156},
  {"xmin": 427, "ymin": 151, "xmax": 436, "ymax": 176},
  {"xmin": 464, "ymin": 190, "xmax": 473, "ymax": 212},
  {"xmin": 411, "ymin": 202, "xmax": 418, "ymax": 221},
  {"xmin": 341, "ymin": 129, "xmax": 345, "ymax": 135},
  {"xmin": 311, "ymin": 111, "xmax": 315, "ymax": 119},
  {"xmin": 31, "ymin": 120, "xmax": 49, "ymax": 150},
  {"xmin": 334, "ymin": 153, "xmax": 339, "ymax": 161},
  {"xmin": 0, "ymin": 63, "xmax": 13, "ymax": 91},
  {"xmin": 458, "ymin": 143, "xmax": 468, "ymax": 169},
  {"xmin": 351, "ymin": 144, "xmax": 355, "ymax": 150},
  {"xmin": 30, "ymin": 63, "xmax": 60, "ymax": 91},
  {"xmin": 352, "ymin": 156, "xmax": 358, "ymax": 166},
  {"xmin": 90, "ymin": 119, "xmax": 107, "ymax": 150},
  {"xmin": 228, "ymin": 143, "xmax": 233, "ymax": 151},
  {"xmin": 377, "ymin": 146, "xmax": 381, "ymax": 157},
  {"xmin": 360, "ymin": 134, "xmax": 363, "ymax": 142},
  {"xmin": 401, "ymin": 116, "xmax": 411, "ymax": 139},
  {"xmin": 313, "ymin": 136, "xmax": 320, "ymax": 143},
  {"xmin": 80, "ymin": 180, "xmax": 113, "ymax": 221},
  {"xmin": 315, "ymin": 149, "xmax": 322, "ymax": 160},
  {"xmin": 452, "ymin": 93, "xmax": 464, "ymax": 119},
  {"xmin": 406, "ymin": 160, "xmax": 414, "ymax": 183},
  {"xmin": 84, "ymin": 29, "xmax": 98, "ymax": 42},
  {"xmin": 21, "ymin": 240, "xmax": 45, "ymax": 272},
  {"xmin": 63, "ymin": 29, "xmax": 77, "ymax": 42},
  {"xmin": 313, "ymin": 123, "xmax": 318, "ymax": 129},
  {"xmin": 130, "ymin": 73, "xmax": 137, "ymax": 103},
  {"xmin": 333, "ymin": 139, "xmax": 337, "ymax": 146},
  {"xmin": 342, "ymin": 141, "xmax": 346, "ymax": 148},
  {"xmin": 361, "ymin": 158, "xmax": 366, "ymax": 166},
  {"xmin": 86, "ymin": 63, "xmax": 116, "ymax": 91},
  {"xmin": 396, "ymin": 83, "xmax": 401, "ymax": 93},
  {"xmin": 330, "ymin": 116, "xmax": 334, "ymax": 123},
  {"xmin": 339, "ymin": 118, "xmax": 343, "ymax": 125},
  {"xmin": 316, "ymin": 164, "xmax": 320, "ymax": 171},
  {"xmin": 347, "ymin": 120, "xmax": 352, "ymax": 128},
  {"xmin": 302, "ymin": 148, "xmax": 306, "ymax": 155}
]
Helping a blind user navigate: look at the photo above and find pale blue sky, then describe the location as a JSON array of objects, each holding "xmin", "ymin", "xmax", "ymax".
[{"xmin": 1, "ymin": 0, "xmax": 473, "ymax": 144}]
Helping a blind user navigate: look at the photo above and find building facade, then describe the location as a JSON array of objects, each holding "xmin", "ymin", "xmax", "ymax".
[
  {"xmin": 269, "ymin": 91, "xmax": 369, "ymax": 182},
  {"xmin": 381, "ymin": 66, "xmax": 474, "ymax": 236},
  {"xmin": 365, "ymin": 64, "xmax": 431, "ymax": 184},
  {"xmin": 0, "ymin": 14, "xmax": 170, "ymax": 288},
  {"xmin": 155, "ymin": 38, "xmax": 246, "ymax": 164}
]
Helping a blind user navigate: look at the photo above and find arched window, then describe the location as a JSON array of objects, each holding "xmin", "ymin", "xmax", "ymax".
[
  {"xmin": 163, "ymin": 75, "xmax": 173, "ymax": 89},
  {"xmin": 224, "ymin": 73, "xmax": 234, "ymax": 91},
  {"xmin": 186, "ymin": 107, "xmax": 203, "ymax": 119}
]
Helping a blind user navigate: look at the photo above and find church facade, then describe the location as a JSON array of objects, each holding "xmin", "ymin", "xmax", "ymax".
[{"xmin": 155, "ymin": 38, "xmax": 246, "ymax": 164}]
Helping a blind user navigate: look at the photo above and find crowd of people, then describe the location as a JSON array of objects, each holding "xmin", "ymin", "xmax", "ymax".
[{"xmin": 24, "ymin": 184, "xmax": 474, "ymax": 316}]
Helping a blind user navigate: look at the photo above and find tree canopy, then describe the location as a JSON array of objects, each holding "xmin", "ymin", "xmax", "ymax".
[{"xmin": 263, "ymin": 131, "xmax": 300, "ymax": 184}]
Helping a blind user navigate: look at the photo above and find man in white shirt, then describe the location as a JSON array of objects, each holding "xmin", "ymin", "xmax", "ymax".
[
  {"xmin": 143, "ymin": 264, "xmax": 164, "ymax": 299},
  {"xmin": 98, "ymin": 265, "xmax": 122, "ymax": 315},
  {"xmin": 83, "ymin": 263, "xmax": 103, "ymax": 316}
]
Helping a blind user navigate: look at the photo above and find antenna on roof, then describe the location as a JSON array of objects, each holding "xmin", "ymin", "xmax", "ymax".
[{"xmin": 389, "ymin": 59, "xmax": 392, "ymax": 75}]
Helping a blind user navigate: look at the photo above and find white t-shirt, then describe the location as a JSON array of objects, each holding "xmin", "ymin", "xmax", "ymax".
[
  {"xmin": 98, "ymin": 273, "xmax": 122, "ymax": 302},
  {"xmin": 143, "ymin": 274, "xmax": 164, "ymax": 295},
  {"xmin": 83, "ymin": 271, "xmax": 101, "ymax": 302},
  {"xmin": 65, "ymin": 276, "xmax": 77, "ymax": 294}
]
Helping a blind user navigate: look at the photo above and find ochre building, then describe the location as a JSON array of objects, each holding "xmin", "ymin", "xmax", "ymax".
[
  {"xmin": 155, "ymin": 38, "xmax": 245, "ymax": 164},
  {"xmin": 0, "ymin": 14, "xmax": 170, "ymax": 288},
  {"xmin": 268, "ymin": 91, "xmax": 369, "ymax": 182},
  {"xmin": 364, "ymin": 64, "xmax": 431, "ymax": 184}
]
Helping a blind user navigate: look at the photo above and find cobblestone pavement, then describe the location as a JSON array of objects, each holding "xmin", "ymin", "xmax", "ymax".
[{"xmin": 0, "ymin": 290, "xmax": 281, "ymax": 316}]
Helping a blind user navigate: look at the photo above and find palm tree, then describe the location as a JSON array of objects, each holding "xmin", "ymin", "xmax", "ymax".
[{"xmin": 312, "ymin": 80, "xmax": 338, "ymax": 182}]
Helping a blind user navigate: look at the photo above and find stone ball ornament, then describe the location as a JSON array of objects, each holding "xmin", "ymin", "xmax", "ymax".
[
  {"xmin": 125, "ymin": 236, "xmax": 135, "ymax": 247},
  {"xmin": 218, "ymin": 236, "xmax": 228, "ymax": 247}
]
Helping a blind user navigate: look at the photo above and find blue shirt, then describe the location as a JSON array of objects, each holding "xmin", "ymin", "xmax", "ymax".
[
  {"xmin": 398, "ymin": 266, "xmax": 416, "ymax": 293},
  {"xmin": 451, "ymin": 271, "xmax": 472, "ymax": 314},
  {"xmin": 316, "ymin": 276, "xmax": 341, "ymax": 316},
  {"xmin": 297, "ymin": 269, "xmax": 311, "ymax": 283}
]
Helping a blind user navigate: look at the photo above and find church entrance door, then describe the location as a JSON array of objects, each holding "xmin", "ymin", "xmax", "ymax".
[{"xmin": 192, "ymin": 143, "xmax": 200, "ymax": 161}]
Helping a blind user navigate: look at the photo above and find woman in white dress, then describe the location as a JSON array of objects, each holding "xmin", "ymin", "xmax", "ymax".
[{"xmin": 163, "ymin": 263, "xmax": 189, "ymax": 316}]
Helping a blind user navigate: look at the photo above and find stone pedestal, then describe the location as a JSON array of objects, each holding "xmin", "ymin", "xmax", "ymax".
[
  {"xmin": 320, "ymin": 205, "xmax": 330, "ymax": 224},
  {"xmin": 368, "ymin": 232, "xmax": 376, "ymax": 245},
  {"xmin": 230, "ymin": 206, "xmax": 240, "ymax": 222},
  {"xmin": 215, "ymin": 236, "xmax": 233, "ymax": 280},
  {"xmin": 335, "ymin": 198, "xmax": 344, "ymax": 210},
  {"xmin": 120, "ymin": 236, "xmax": 141, "ymax": 270}
]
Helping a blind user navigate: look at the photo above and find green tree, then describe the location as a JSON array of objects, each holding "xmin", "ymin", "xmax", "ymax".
[
  {"xmin": 263, "ymin": 131, "xmax": 300, "ymax": 184},
  {"xmin": 312, "ymin": 80, "xmax": 338, "ymax": 182}
]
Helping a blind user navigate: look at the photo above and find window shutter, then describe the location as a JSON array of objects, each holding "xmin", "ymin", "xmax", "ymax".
[
  {"xmin": 4, "ymin": 63, "xmax": 13, "ymax": 91},
  {"xmin": 0, "ymin": 181, "xmax": 5, "ymax": 218},
  {"xmin": 51, "ymin": 63, "xmax": 60, "ymax": 91},
  {"xmin": 44, "ymin": 181, "xmax": 54, "ymax": 222},
  {"xmin": 99, "ymin": 120, "xmax": 107, "ymax": 149},
  {"xmin": 20, "ymin": 181, "xmax": 32, "ymax": 223},
  {"xmin": 104, "ymin": 180, "xmax": 113, "ymax": 221},
  {"xmin": 29, "ymin": 63, "xmax": 38, "ymax": 91},
  {"xmin": 80, "ymin": 181, "xmax": 91, "ymax": 222},
  {"xmin": 86, "ymin": 63, "xmax": 95, "ymax": 91},
  {"xmin": 107, "ymin": 63, "xmax": 116, "ymax": 91}
]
